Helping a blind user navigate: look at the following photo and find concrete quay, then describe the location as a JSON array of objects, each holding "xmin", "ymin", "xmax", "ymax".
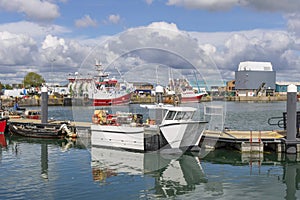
[{"xmin": 226, "ymin": 95, "xmax": 288, "ymax": 101}]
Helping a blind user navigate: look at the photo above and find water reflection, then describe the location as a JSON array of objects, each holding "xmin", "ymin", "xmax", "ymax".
[
  {"xmin": 91, "ymin": 147, "xmax": 207, "ymax": 198},
  {"xmin": 0, "ymin": 132, "xmax": 7, "ymax": 147},
  {"xmin": 283, "ymin": 154, "xmax": 300, "ymax": 200},
  {"xmin": 4, "ymin": 133, "xmax": 300, "ymax": 199},
  {"xmin": 6, "ymin": 135, "xmax": 80, "ymax": 180},
  {"xmin": 202, "ymin": 150, "xmax": 300, "ymax": 199}
]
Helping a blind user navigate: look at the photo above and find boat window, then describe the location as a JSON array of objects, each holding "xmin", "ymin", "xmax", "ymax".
[
  {"xmin": 165, "ymin": 111, "xmax": 176, "ymax": 120},
  {"xmin": 175, "ymin": 111, "xmax": 184, "ymax": 120},
  {"xmin": 175, "ymin": 111, "xmax": 193, "ymax": 120},
  {"xmin": 183, "ymin": 111, "xmax": 193, "ymax": 120}
]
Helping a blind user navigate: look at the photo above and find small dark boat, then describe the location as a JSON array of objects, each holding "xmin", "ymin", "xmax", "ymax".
[{"xmin": 8, "ymin": 123, "xmax": 77, "ymax": 139}]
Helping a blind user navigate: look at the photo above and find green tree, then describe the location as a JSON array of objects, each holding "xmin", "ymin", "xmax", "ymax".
[
  {"xmin": 3, "ymin": 84, "xmax": 13, "ymax": 89},
  {"xmin": 23, "ymin": 72, "xmax": 45, "ymax": 88}
]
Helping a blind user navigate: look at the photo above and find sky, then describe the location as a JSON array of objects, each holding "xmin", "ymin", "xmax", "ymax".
[{"xmin": 0, "ymin": 0, "xmax": 300, "ymax": 85}]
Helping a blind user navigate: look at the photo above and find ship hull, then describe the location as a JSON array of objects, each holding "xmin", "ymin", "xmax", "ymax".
[
  {"xmin": 181, "ymin": 93, "xmax": 204, "ymax": 103},
  {"xmin": 0, "ymin": 119, "xmax": 7, "ymax": 133},
  {"xmin": 93, "ymin": 93, "xmax": 132, "ymax": 106}
]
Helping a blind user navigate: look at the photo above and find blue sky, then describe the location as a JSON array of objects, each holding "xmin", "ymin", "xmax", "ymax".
[
  {"xmin": 55, "ymin": 1, "xmax": 286, "ymax": 36},
  {"xmin": 0, "ymin": 0, "xmax": 300, "ymax": 85}
]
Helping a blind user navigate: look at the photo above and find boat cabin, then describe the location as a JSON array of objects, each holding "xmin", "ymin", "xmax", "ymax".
[{"xmin": 145, "ymin": 105, "xmax": 196, "ymax": 125}]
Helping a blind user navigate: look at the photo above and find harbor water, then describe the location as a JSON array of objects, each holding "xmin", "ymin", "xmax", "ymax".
[{"xmin": 1, "ymin": 101, "xmax": 300, "ymax": 199}]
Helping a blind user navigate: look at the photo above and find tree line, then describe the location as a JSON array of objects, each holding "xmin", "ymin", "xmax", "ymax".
[{"xmin": 0, "ymin": 72, "xmax": 45, "ymax": 90}]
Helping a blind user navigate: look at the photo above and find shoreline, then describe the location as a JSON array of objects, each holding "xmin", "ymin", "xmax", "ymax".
[{"xmin": 0, "ymin": 94, "xmax": 294, "ymax": 108}]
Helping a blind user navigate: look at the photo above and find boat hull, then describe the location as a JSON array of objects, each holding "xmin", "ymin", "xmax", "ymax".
[
  {"xmin": 91, "ymin": 121, "xmax": 206, "ymax": 152},
  {"xmin": 8, "ymin": 124, "xmax": 68, "ymax": 139},
  {"xmin": 93, "ymin": 93, "xmax": 132, "ymax": 106},
  {"xmin": 91, "ymin": 124, "xmax": 145, "ymax": 151},
  {"xmin": 181, "ymin": 93, "xmax": 204, "ymax": 103},
  {"xmin": 0, "ymin": 119, "xmax": 7, "ymax": 133},
  {"xmin": 160, "ymin": 121, "xmax": 207, "ymax": 150},
  {"xmin": 0, "ymin": 119, "xmax": 7, "ymax": 147}
]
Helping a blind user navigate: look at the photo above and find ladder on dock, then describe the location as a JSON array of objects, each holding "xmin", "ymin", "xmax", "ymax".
[{"xmin": 240, "ymin": 130, "xmax": 263, "ymax": 153}]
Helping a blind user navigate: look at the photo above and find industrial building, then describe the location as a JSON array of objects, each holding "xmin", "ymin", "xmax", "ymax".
[{"xmin": 235, "ymin": 61, "xmax": 276, "ymax": 97}]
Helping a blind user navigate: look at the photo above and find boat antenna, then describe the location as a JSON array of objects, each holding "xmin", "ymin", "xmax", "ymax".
[
  {"xmin": 115, "ymin": 66, "xmax": 127, "ymax": 83},
  {"xmin": 95, "ymin": 59, "xmax": 108, "ymax": 77},
  {"xmin": 193, "ymin": 70, "xmax": 201, "ymax": 93},
  {"xmin": 156, "ymin": 65, "xmax": 159, "ymax": 85},
  {"xmin": 95, "ymin": 59, "xmax": 101, "ymax": 67}
]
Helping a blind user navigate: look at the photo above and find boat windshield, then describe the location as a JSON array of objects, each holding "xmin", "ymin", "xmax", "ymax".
[
  {"xmin": 165, "ymin": 111, "xmax": 176, "ymax": 120},
  {"xmin": 174, "ymin": 111, "xmax": 193, "ymax": 120},
  {"xmin": 165, "ymin": 110, "xmax": 194, "ymax": 120}
]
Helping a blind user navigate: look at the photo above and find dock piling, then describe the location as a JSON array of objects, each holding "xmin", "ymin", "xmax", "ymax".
[
  {"xmin": 285, "ymin": 84, "xmax": 299, "ymax": 154},
  {"xmin": 41, "ymin": 86, "xmax": 48, "ymax": 124}
]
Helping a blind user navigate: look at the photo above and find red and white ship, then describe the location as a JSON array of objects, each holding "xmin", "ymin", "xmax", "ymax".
[
  {"xmin": 68, "ymin": 61, "xmax": 134, "ymax": 106},
  {"xmin": 181, "ymin": 90, "xmax": 206, "ymax": 103}
]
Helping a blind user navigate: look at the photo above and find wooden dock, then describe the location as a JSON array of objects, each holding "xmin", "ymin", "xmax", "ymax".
[{"xmin": 7, "ymin": 118, "xmax": 287, "ymax": 153}]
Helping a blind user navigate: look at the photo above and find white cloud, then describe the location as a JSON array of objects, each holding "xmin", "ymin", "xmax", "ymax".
[
  {"xmin": 167, "ymin": 0, "xmax": 243, "ymax": 11},
  {"xmin": 0, "ymin": 21, "xmax": 300, "ymax": 84},
  {"xmin": 0, "ymin": 31, "xmax": 92, "ymax": 84},
  {"xmin": 0, "ymin": 0, "xmax": 60, "ymax": 21},
  {"xmin": 75, "ymin": 15, "xmax": 98, "ymax": 28},
  {"xmin": 245, "ymin": 0, "xmax": 300, "ymax": 13},
  {"xmin": 42, "ymin": 34, "xmax": 68, "ymax": 51},
  {"xmin": 0, "ymin": 31, "xmax": 36, "ymax": 65},
  {"xmin": 286, "ymin": 14, "xmax": 300, "ymax": 39},
  {"xmin": 166, "ymin": 0, "xmax": 300, "ymax": 13},
  {"xmin": 108, "ymin": 14, "xmax": 121, "ymax": 24},
  {"xmin": 0, "ymin": 21, "xmax": 70, "ymax": 38},
  {"xmin": 145, "ymin": 0, "xmax": 154, "ymax": 5},
  {"xmin": 147, "ymin": 21, "xmax": 179, "ymax": 32}
]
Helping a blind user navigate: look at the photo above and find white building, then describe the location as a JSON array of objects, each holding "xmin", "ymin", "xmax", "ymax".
[
  {"xmin": 3, "ymin": 88, "xmax": 27, "ymax": 98},
  {"xmin": 235, "ymin": 61, "xmax": 276, "ymax": 97}
]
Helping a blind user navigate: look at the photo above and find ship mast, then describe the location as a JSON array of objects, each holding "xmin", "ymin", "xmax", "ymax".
[{"xmin": 95, "ymin": 59, "xmax": 108, "ymax": 82}]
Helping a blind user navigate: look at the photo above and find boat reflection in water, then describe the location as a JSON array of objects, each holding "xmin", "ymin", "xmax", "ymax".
[{"xmin": 91, "ymin": 147, "xmax": 207, "ymax": 198}]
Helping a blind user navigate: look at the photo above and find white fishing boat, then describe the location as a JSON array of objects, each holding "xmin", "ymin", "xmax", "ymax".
[
  {"xmin": 91, "ymin": 104, "xmax": 207, "ymax": 152},
  {"xmin": 68, "ymin": 60, "xmax": 135, "ymax": 106}
]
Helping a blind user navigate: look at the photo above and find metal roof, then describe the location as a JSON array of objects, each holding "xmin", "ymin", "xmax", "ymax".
[{"xmin": 238, "ymin": 61, "xmax": 273, "ymax": 71}]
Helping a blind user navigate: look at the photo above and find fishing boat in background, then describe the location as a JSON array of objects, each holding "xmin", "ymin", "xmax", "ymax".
[
  {"xmin": 23, "ymin": 110, "xmax": 41, "ymax": 120},
  {"xmin": 91, "ymin": 103, "xmax": 207, "ymax": 152},
  {"xmin": 180, "ymin": 89, "xmax": 206, "ymax": 103},
  {"xmin": 167, "ymin": 79, "xmax": 206, "ymax": 103},
  {"xmin": 0, "ymin": 110, "xmax": 9, "ymax": 132},
  {"xmin": 68, "ymin": 60, "xmax": 135, "ymax": 106}
]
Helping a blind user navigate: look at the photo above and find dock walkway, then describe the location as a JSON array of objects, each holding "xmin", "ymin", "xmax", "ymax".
[{"xmin": 202, "ymin": 130, "xmax": 285, "ymax": 152}]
